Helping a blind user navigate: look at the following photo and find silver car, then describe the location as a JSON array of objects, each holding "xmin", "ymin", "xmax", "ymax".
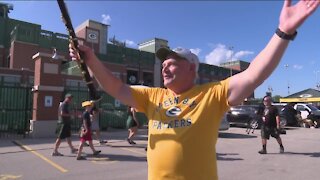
[{"xmin": 219, "ymin": 114, "xmax": 230, "ymax": 131}]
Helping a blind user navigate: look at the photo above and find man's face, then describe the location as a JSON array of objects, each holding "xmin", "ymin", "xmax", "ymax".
[
  {"xmin": 161, "ymin": 54, "xmax": 195, "ymax": 89},
  {"xmin": 87, "ymin": 105, "xmax": 93, "ymax": 111},
  {"xmin": 263, "ymin": 97, "xmax": 272, "ymax": 106},
  {"xmin": 66, "ymin": 97, "xmax": 72, "ymax": 103}
]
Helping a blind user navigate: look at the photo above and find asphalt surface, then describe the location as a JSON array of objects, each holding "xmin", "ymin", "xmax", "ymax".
[
  {"xmin": 1, "ymin": 126, "xmax": 320, "ymax": 180},
  {"xmin": 0, "ymin": 128, "xmax": 148, "ymax": 180},
  {"xmin": 217, "ymin": 127, "xmax": 320, "ymax": 180}
]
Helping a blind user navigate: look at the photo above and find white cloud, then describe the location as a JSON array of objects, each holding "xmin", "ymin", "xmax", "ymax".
[
  {"xmin": 125, "ymin": 40, "xmax": 137, "ymax": 48},
  {"xmin": 293, "ymin": 64, "xmax": 303, "ymax": 70},
  {"xmin": 204, "ymin": 44, "xmax": 232, "ymax": 65},
  {"xmin": 101, "ymin": 14, "xmax": 111, "ymax": 25},
  {"xmin": 204, "ymin": 44, "xmax": 254, "ymax": 66},
  {"xmin": 233, "ymin": 50, "xmax": 254, "ymax": 60}
]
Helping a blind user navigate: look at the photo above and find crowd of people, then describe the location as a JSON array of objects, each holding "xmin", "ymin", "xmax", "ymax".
[{"xmin": 52, "ymin": 93, "xmax": 143, "ymax": 160}]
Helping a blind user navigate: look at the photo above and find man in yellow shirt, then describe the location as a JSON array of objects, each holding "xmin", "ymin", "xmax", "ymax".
[{"xmin": 69, "ymin": 1, "xmax": 319, "ymax": 179}]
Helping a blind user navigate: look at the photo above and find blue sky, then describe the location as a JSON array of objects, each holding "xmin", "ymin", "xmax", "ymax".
[{"xmin": 3, "ymin": 1, "xmax": 320, "ymax": 98}]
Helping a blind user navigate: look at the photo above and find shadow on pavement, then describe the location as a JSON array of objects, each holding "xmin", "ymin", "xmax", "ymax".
[
  {"xmin": 110, "ymin": 145, "xmax": 147, "ymax": 149},
  {"xmin": 0, "ymin": 147, "xmax": 54, "ymax": 155},
  {"xmin": 62, "ymin": 153, "xmax": 147, "ymax": 162},
  {"xmin": 219, "ymin": 132, "xmax": 257, "ymax": 139},
  {"xmin": 94, "ymin": 153, "xmax": 147, "ymax": 162},
  {"xmin": 216, "ymin": 153, "xmax": 244, "ymax": 161},
  {"xmin": 0, "ymin": 138, "xmax": 56, "ymax": 147},
  {"xmin": 133, "ymin": 136, "xmax": 148, "ymax": 141},
  {"xmin": 282, "ymin": 151, "xmax": 320, "ymax": 158}
]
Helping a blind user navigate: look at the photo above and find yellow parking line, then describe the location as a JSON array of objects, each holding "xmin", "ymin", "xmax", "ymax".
[
  {"xmin": 13, "ymin": 141, "xmax": 68, "ymax": 173},
  {"xmin": 0, "ymin": 174, "xmax": 22, "ymax": 179},
  {"xmin": 91, "ymin": 157, "xmax": 118, "ymax": 165}
]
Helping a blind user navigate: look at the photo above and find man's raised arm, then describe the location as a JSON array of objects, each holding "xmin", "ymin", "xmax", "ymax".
[
  {"xmin": 228, "ymin": 0, "xmax": 319, "ymax": 106},
  {"xmin": 69, "ymin": 44, "xmax": 137, "ymax": 108}
]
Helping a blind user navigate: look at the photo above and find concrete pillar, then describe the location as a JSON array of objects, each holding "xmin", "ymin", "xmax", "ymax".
[
  {"xmin": 138, "ymin": 38, "xmax": 169, "ymax": 87},
  {"xmin": 30, "ymin": 52, "xmax": 65, "ymax": 138}
]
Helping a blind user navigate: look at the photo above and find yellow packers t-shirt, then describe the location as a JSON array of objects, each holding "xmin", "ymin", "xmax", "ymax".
[{"xmin": 131, "ymin": 79, "xmax": 230, "ymax": 180}]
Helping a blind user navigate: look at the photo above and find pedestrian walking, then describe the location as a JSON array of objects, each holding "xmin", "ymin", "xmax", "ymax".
[
  {"xmin": 76, "ymin": 101, "xmax": 101, "ymax": 160},
  {"xmin": 69, "ymin": 1, "xmax": 319, "ymax": 178},
  {"xmin": 52, "ymin": 93, "xmax": 78, "ymax": 156},
  {"xmin": 90, "ymin": 105, "xmax": 108, "ymax": 145},
  {"xmin": 259, "ymin": 96, "xmax": 284, "ymax": 154},
  {"xmin": 126, "ymin": 106, "xmax": 139, "ymax": 145}
]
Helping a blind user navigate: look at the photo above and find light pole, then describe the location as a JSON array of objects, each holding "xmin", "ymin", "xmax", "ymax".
[
  {"xmin": 229, "ymin": 46, "xmax": 234, "ymax": 77},
  {"xmin": 284, "ymin": 64, "xmax": 290, "ymax": 95},
  {"xmin": 267, "ymin": 85, "xmax": 273, "ymax": 97}
]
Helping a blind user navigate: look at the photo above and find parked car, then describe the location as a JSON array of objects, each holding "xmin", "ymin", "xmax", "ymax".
[
  {"xmin": 226, "ymin": 105, "xmax": 263, "ymax": 129},
  {"xmin": 273, "ymin": 103, "xmax": 320, "ymax": 128},
  {"xmin": 219, "ymin": 114, "xmax": 230, "ymax": 131},
  {"xmin": 294, "ymin": 103, "xmax": 320, "ymax": 119},
  {"xmin": 227, "ymin": 105, "xmax": 287, "ymax": 132},
  {"xmin": 272, "ymin": 104, "xmax": 289, "ymax": 127},
  {"xmin": 294, "ymin": 103, "xmax": 320, "ymax": 127}
]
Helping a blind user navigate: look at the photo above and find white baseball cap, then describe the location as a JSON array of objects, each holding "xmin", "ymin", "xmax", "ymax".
[{"xmin": 156, "ymin": 47, "xmax": 199, "ymax": 72}]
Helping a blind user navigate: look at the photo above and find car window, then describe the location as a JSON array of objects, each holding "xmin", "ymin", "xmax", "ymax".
[
  {"xmin": 296, "ymin": 105, "xmax": 306, "ymax": 111},
  {"xmin": 306, "ymin": 104, "xmax": 319, "ymax": 111}
]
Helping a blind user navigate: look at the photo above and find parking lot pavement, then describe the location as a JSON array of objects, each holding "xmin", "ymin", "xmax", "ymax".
[
  {"xmin": 217, "ymin": 127, "xmax": 320, "ymax": 180},
  {"xmin": 1, "ymin": 127, "xmax": 320, "ymax": 180},
  {"xmin": 0, "ymin": 128, "xmax": 148, "ymax": 180}
]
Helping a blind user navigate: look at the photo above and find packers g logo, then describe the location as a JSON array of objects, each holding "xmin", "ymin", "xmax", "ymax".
[{"xmin": 166, "ymin": 106, "xmax": 181, "ymax": 117}]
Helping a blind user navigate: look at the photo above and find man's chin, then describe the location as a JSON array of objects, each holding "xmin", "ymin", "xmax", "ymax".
[{"xmin": 163, "ymin": 81, "xmax": 172, "ymax": 88}]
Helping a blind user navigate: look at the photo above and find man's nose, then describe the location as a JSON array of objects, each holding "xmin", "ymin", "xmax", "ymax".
[{"xmin": 162, "ymin": 65, "xmax": 168, "ymax": 73}]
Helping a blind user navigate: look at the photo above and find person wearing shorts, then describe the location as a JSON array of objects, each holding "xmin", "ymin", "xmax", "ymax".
[
  {"xmin": 69, "ymin": 2, "xmax": 318, "ymax": 177},
  {"xmin": 90, "ymin": 105, "xmax": 108, "ymax": 145},
  {"xmin": 76, "ymin": 101, "xmax": 101, "ymax": 160},
  {"xmin": 52, "ymin": 93, "xmax": 78, "ymax": 156},
  {"xmin": 126, "ymin": 106, "xmax": 140, "ymax": 145},
  {"xmin": 259, "ymin": 96, "xmax": 284, "ymax": 154}
]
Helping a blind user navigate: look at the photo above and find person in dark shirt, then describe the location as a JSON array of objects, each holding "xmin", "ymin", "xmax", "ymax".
[
  {"xmin": 259, "ymin": 96, "xmax": 284, "ymax": 154},
  {"xmin": 76, "ymin": 101, "xmax": 101, "ymax": 160},
  {"xmin": 282, "ymin": 102, "xmax": 298, "ymax": 126},
  {"xmin": 68, "ymin": 1, "xmax": 319, "ymax": 178},
  {"xmin": 52, "ymin": 93, "xmax": 78, "ymax": 156}
]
